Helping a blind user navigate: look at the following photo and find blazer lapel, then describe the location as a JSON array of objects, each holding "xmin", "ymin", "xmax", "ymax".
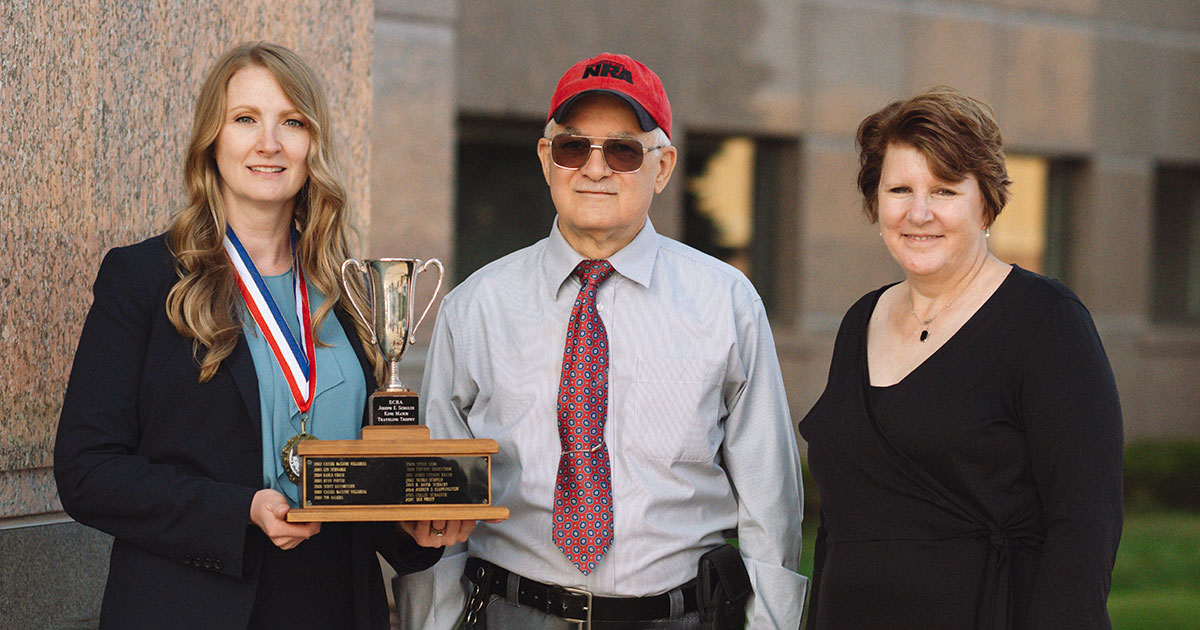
[
  {"xmin": 225, "ymin": 335, "xmax": 262, "ymax": 438},
  {"xmin": 225, "ymin": 308, "xmax": 371, "ymax": 436},
  {"xmin": 336, "ymin": 307, "xmax": 378, "ymax": 426}
]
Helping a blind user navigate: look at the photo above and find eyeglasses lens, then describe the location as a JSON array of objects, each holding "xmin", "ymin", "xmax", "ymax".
[{"xmin": 551, "ymin": 135, "xmax": 645, "ymax": 172}]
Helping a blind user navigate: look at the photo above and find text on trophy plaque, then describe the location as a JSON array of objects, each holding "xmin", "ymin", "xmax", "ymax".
[
  {"xmin": 369, "ymin": 394, "xmax": 419, "ymax": 425},
  {"xmin": 286, "ymin": 418, "xmax": 509, "ymax": 521},
  {"xmin": 304, "ymin": 455, "xmax": 489, "ymax": 507}
]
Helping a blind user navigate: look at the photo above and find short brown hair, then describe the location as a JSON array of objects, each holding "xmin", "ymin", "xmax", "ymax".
[{"xmin": 855, "ymin": 87, "xmax": 1011, "ymax": 226}]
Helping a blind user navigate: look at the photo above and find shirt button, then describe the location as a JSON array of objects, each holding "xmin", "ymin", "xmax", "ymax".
[{"xmin": 597, "ymin": 303, "xmax": 604, "ymax": 312}]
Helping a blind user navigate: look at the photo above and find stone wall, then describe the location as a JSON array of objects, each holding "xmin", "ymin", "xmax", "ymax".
[{"xmin": 0, "ymin": 2, "xmax": 372, "ymax": 627}]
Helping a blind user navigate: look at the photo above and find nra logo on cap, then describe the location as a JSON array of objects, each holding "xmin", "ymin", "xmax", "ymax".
[{"xmin": 581, "ymin": 60, "xmax": 633, "ymax": 84}]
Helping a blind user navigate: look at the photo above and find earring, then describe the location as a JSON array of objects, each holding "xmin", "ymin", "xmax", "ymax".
[{"xmin": 985, "ymin": 227, "xmax": 991, "ymax": 238}]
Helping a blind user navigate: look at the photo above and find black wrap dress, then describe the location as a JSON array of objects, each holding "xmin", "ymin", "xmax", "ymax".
[{"xmin": 799, "ymin": 266, "xmax": 1123, "ymax": 629}]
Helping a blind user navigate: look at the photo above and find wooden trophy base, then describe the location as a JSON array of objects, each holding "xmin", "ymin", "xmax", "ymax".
[{"xmin": 286, "ymin": 425, "xmax": 510, "ymax": 523}]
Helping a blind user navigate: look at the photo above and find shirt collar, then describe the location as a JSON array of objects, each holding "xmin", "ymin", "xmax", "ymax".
[{"xmin": 544, "ymin": 217, "xmax": 660, "ymax": 298}]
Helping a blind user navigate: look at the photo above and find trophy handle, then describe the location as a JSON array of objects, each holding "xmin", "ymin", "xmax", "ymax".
[
  {"xmin": 409, "ymin": 258, "xmax": 445, "ymax": 344},
  {"xmin": 340, "ymin": 258, "xmax": 377, "ymax": 345}
]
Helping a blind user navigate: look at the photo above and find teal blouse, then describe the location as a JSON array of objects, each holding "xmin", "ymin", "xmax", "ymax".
[{"xmin": 244, "ymin": 271, "xmax": 367, "ymax": 506}]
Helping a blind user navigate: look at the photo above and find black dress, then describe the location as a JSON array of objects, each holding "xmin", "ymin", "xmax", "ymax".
[{"xmin": 798, "ymin": 266, "xmax": 1123, "ymax": 630}]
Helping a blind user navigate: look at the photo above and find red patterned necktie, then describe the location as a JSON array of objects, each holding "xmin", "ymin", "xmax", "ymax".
[{"xmin": 553, "ymin": 259, "xmax": 615, "ymax": 574}]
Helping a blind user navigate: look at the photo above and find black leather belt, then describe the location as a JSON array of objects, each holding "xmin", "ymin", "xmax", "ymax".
[{"xmin": 465, "ymin": 557, "xmax": 697, "ymax": 624}]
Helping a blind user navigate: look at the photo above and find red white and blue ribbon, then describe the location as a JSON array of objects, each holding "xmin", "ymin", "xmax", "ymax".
[{"xmin": 223, "ymin": 226, "xmax": 316, "ymax": 414}]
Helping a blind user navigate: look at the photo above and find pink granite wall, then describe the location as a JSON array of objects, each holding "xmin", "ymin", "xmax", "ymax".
[{"xmin": 0, "ymin": 1, "xmax": 373, "ymax": 520}]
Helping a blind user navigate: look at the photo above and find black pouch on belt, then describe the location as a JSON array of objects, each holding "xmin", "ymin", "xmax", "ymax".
[
  {"xmin": 696, "ymin": 543, "xmax": 751, "ymax": 630},
  {"xmin": 459, "ymin": 560, "xmax": 494, "ymax": 630}
]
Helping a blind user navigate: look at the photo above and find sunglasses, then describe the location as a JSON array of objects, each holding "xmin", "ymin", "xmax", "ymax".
[{"xmin": 549, "ymin": 134, "xmax": 667, "ymax": 173}]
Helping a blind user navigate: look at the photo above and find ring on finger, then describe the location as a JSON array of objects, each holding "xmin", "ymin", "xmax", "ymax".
[{"xmin": 430, "ymin": 524, "xmax": 446, "ymax": 537}]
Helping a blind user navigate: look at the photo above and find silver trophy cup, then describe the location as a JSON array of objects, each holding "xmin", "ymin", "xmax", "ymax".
[
  {"xmin": 341, "ymin": 258, "xmax": 444, "ymax": 423},
  {"xmin": 287, "ymin": 257, "xmax": 507, "ymax": 524}
]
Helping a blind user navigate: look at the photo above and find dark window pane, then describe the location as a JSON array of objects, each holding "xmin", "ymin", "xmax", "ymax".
[
  {"xmin": 455, "ymin": 118, "xmax": 557, "ymax": 283},
  {"xmin": 1043, "ymin": 160, "xmax": 1082, "ymax": 282},
  {"xmin": 1152, "ymin": 166, "xmax": 1200, "ymax": 325}
]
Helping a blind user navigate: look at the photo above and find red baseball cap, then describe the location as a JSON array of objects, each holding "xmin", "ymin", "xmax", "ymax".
[{"xmin": 547, "ymin": 52, "xmax": 672, "ymax": 139}]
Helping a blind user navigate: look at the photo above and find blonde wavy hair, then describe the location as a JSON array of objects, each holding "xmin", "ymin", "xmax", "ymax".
[{"xmin": 166, "ymin": 41, "xmax": 381, "ymax": 383}]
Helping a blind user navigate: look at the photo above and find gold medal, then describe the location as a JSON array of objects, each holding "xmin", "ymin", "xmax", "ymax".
[
  {"xmin": 282, "ymin": 411, "xmax": 317, "ymax": 483},
  {"xmin": 282, "ymin": 432, "xmax": 317, "ymax": 483}
]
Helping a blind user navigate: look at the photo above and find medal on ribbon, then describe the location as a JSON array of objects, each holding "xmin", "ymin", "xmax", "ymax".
[{"xmin": 223, "ymin": 226, "xmax": 317, "ymax": 483}]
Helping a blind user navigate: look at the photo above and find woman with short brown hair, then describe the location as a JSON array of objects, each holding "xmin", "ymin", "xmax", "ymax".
[{"xmin": 799, "ymin": 88, "xmax": 1123, "ymax": 629}]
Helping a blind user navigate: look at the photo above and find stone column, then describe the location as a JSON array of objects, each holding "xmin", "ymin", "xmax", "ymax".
[{"xmin": 0, "ymin": 3, "xmax": 372, "ymax": 627}]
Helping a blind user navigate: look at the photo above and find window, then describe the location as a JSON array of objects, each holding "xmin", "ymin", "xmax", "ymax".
[
  {"xmin": 990, "ymin": 155, "xmax": 1048, "ymax": 273},
  {"xmin": 988, "ymin": 155, "xmax": 1080, "ymax": 281},
  {"xmin": 455, "ymin": 118, "xmax": 556, "ymax": 283},
  {"xmin": 683, "ymin": 134, "xmax": 799, "ymax": 319},
  {"xmin": 1152, "ymin": 165, "xmax": 1200, "ymax": 325}
]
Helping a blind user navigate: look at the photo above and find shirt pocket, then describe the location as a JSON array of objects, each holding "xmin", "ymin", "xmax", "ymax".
[
  {"xmin": 475, "ymin": 384, "xmax": 537, "ymax": 442},
  {"xmin": 626, "ymin": 356, "xmax": 725, "ymax": 462}
]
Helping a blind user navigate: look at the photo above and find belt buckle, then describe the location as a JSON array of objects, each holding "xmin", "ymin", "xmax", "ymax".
[{"xmin": 560, "ymin": 586, "xmax": 593, "ymax": 628}]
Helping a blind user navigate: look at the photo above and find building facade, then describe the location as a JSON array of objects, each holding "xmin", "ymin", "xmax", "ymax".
[{"xmin": 378, "ymin": 0, "xmax": 1200, "ymax": 440}]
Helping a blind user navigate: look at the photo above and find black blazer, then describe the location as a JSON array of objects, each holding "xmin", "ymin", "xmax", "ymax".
[{"xmin": 54, "ymin": 234, "xmax": 441, "ymax": 629}]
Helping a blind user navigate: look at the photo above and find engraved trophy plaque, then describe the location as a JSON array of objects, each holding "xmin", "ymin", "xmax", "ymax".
[{"xmin": 286, "ymin": 258, "xmax": 508, "ymax": 523}]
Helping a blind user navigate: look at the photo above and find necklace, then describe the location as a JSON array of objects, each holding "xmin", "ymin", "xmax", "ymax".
[{"xmin": 909, "ymin": 260, "xmax": 987, "ymax": 342}]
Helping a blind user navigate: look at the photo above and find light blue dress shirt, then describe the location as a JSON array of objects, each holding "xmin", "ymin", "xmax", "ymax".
[
  {"xmin": 402, "ymin": 219, "xmax": 807, "ymax": 628},
  {"xmin": 244, "ymin": 271, "xmax": 367, "ymax": 506}
]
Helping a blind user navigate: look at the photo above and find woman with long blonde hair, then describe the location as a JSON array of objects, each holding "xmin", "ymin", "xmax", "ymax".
[{"xmin": 55, "ymin": 42, "xmax": 459, "ymax": 629}]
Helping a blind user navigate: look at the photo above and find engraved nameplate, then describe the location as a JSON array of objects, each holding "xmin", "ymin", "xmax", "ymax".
[
  {"xmin": 370, "ymin": 393, "xmax": 420, "ymax": 425},
  {"xmin": 302, "ymin": 455, "xmax": 489, "ymax": 507}
]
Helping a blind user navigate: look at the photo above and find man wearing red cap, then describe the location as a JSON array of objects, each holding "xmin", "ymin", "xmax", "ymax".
[{"xmin": 404, "ymin": 52, "xmax": 806, "ymax": 629}]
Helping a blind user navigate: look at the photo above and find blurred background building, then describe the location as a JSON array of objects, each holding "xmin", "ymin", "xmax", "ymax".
[
  {"xmin": 375, "ymin": 0, "xmax": 1200, "ymax": 439},
  {"xmin": 3, "ymin": 0, "xmax": 1198, "ymax": 627}
]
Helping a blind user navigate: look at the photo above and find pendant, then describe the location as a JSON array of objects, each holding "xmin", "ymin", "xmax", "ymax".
[
  {"xmin": 281, "ymin": 432, "xmax": 317, "ymax": 483},
  {"xmin": 919, "ymin": 329, "xmax": 929, "ymax": 342}
]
